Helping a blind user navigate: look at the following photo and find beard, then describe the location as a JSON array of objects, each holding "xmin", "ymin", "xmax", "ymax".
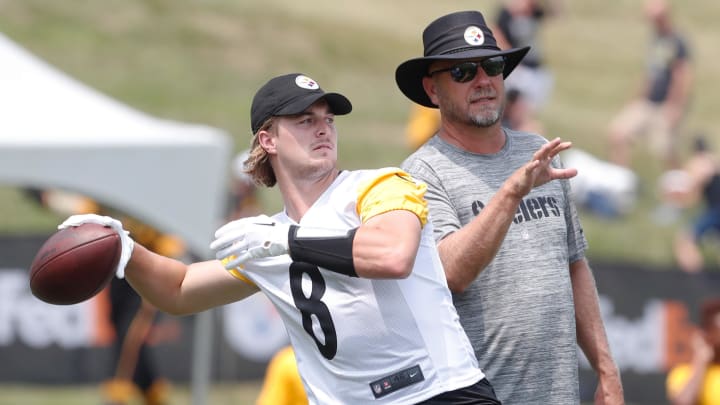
[
  {"xmin": 437, "ymin": 87, "xmax": 504, "ymax": 128},
  {"xmin": 469, "ymin": 106, "xmax": 502, "ymax": 127}
]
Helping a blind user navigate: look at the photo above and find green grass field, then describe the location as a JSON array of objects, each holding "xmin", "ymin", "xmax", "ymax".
[{"xmin": 0, "ymin": 0, "xmax": 718, "ymax": 403}]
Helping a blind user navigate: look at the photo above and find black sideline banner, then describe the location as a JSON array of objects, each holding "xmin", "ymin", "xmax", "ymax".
[{"xmin": 2, "ymin": 235, "xmax": 718, "ymax": 404}]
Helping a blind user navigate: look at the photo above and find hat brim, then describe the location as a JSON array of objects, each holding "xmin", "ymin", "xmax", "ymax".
[
  {"xmin": 395, "ymin": 46, "xmax": 530, "ymax": 108},
  {"xmin": 276, "ymin": 92, "xmax": 352, "ymax": 117}
]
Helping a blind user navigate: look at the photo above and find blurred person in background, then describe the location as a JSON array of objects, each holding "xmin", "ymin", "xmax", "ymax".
[
  {"xmin": 255, "ymin": 345, "xmax": 307, "ymax": 405},
  {"xmin": 501, "ymin": 88, "xmax": 544, "ymax": 134},
  {"xmin": 561, "ymin": 148, "xmax": 639, "ymax": 219},
  {"xmin": 227, "ymin": 149, "xmax": 262, "ymax": 220},
  {"xmin": 607, "ymin": 0, "xmax": 693, "ymax": 169},
  {"xmin": 659, "ymin": 134, "xmax": 720, "ymax": 273},
  {"xmin": 396, "ymin": 10, "xmax": 623, "ymax": 404},
  {"xmin": 101, "ymin": 211, "xmax": 182, "ymax": 405},
  {"xmin": 492, "ymin": 0, "xmax": 559, "ymax": 111},
  {"xmin": 404, "ymin": 104, "xmax": 440, "ymax": 150},
  {"xmin": 666, "ymin": 298, "xmax": 720, "ymax": 404}
]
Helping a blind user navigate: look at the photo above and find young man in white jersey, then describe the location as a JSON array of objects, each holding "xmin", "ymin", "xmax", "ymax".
[{"xmin": 59, "ymin": 72, "xmax": 572, "ymax": 403}]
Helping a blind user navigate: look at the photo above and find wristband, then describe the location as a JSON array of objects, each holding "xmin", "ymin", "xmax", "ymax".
[{"xmin": 288, "ymin": 225, "xmax": 358, "ymax": 277}]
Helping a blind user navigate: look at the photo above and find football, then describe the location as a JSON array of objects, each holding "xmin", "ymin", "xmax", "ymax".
[{"xmin": 29, "ymin": 223, "xmax": 121, "ymax": 305}]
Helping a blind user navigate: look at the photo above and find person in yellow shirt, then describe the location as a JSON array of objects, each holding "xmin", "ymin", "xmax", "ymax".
[
  {"xmin": 256, "ymin": 346, "xmax": 308, "ymax": 405},
  {"xmin": 404, "ymin": 104, "xmax": 440, "ymax": 150},
  {"xmin": 667, "ymin": 298, "xmax": 720, "ymax": 405}
]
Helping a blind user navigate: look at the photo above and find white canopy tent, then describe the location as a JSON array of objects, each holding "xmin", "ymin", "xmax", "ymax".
[
  {"xmin": 0, "ymin": 32, "xmax": 233, "ymax": 257},
  {"xmin": 0, "ymin": 33, "xmax": 232, "ymax": 404}
]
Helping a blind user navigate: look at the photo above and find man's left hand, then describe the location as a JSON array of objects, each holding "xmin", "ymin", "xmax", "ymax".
[{"xmin": 210, "ymin": 215, "xmax": 290, "ymax": 269}]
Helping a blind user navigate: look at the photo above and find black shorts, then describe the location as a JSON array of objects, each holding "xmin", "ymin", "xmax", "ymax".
[{"xmin": 416, "ymin": 378, "xmax": 501, "ymax": 404}]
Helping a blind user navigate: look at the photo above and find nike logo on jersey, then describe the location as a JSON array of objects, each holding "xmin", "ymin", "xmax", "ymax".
[{"xmin": 369, "ymin": 365, "xmax": 424, "ymax": 399}]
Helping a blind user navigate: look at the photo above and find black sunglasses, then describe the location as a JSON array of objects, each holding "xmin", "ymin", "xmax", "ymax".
[{"xmin": 428, "ymin": 56, "xmax": 506, "ymax": 83}]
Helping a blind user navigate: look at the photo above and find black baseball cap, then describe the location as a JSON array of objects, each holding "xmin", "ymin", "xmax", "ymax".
[{"xmin": 250, "ymin": 73, "xmax": 353, "ymax": 134}]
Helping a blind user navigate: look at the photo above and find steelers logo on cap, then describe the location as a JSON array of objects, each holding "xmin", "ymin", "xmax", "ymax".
[
  {"xmin": 295, "ymin": 75, "xmax": 319, "ymax": 90},
  {"xmin": 463, "ymin": 26, "xmax": 485, "ymax": 46}
]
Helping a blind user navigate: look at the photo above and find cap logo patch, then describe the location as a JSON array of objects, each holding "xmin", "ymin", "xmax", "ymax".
[
  {"xmin": 463, "ymin": 26, "xmax": 485, "ymax": 46},
  {"xmin": 295, "ymin": 75, "xmax": 319, "ymax": 90}
]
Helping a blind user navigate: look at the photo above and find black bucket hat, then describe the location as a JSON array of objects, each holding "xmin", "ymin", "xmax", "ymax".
[
  {"xmin": 395, "ymin": 10, "xmax": 530, "ymax": 108},
  {"xmin": 251, "ymin": 73, "xmax": 352, "ymax": 134}
]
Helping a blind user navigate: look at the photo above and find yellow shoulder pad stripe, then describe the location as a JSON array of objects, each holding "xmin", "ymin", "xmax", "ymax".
[
  {"xmin": 222, "ymin": 257, "xmax": 257, "ymax": 287},
  {"xmin": 228, "ymin": 269, "xmax": 257, "ymax": 286},
  {"xmin": 356, "ymin": 168, "xmax": 428, "ymax": 226}
]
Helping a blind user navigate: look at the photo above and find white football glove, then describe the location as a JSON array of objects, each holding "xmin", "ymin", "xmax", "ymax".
[
  {"xmin": 59, "ymin": 214, "xmax": 135, "ymax": 279},
  {"xmin": 210, "ymin": 214, "xmax": 290, "ymax": 270}
]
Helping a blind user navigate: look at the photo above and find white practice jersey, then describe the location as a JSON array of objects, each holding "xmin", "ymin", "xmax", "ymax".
[{"xmin": 231, "ymin": 168, "xmax": 483, "ymax": 404}]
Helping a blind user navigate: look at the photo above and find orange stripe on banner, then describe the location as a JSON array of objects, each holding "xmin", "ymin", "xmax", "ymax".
[
  {"xmin": 663, "ymin": 300, "xmax": 694, "ymax": 370},
  {"xmin": 92, "ymin": 287, "xmax": 115, "ymax": 346}
]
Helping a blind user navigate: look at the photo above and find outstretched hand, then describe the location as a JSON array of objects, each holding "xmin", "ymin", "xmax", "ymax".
[
  {"xmin": 505, "ymin": 137, "xmax": 577, "ymax": 199},
  {"xmin": 210, "ymin": 215, "xmax": 291, "ymax": 270}
]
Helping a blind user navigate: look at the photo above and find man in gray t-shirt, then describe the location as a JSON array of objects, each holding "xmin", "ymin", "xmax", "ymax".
[{"xmin": 396, "ymin": 10, "xmax": 624, "ymax": 404}]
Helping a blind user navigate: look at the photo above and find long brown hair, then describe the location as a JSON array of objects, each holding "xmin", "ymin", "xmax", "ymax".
[{"xmin": 244, "ymin": 118, "xmax": 277, "ymax": 187}]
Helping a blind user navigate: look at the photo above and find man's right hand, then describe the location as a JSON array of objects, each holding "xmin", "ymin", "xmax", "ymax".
[{"xmin": 59, "ymin": 214, "xmax": 135, "ymax": 278}]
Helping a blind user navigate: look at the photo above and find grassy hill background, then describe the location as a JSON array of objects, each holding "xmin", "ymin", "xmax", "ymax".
[{"xmin": 1, "ymin": 0, "xmax": 719, "ymax": 268}]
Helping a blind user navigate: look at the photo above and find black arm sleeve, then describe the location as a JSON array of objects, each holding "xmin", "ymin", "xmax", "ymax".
[{"xmin": 287, "ymin": 225, "xmax": 358, "ymax": 277}]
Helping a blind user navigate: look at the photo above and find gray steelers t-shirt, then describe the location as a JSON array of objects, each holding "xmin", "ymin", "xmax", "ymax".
[{"xmin": 402, "ymin": 129, "xmax": 586, "ymax": 404}]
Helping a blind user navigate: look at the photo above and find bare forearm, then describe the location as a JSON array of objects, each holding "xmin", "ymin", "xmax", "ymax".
[
  {"xmin": 572, "ymin": 260, "xmax": 617, "ymax": 376},
  {"xmin": 125, "ymin": 244, "xmax": 256, "ymax": 315},
  {"xmin": 353, "ymin": 210, "xmax": 422, "ymax": 279},
  {"xmin": 439, "ymin": 186, "xmax": 522, "ymax": 292},
  {"xmin": 571, "ymin": 259, "xmax": 625, "ymax": 403}
]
